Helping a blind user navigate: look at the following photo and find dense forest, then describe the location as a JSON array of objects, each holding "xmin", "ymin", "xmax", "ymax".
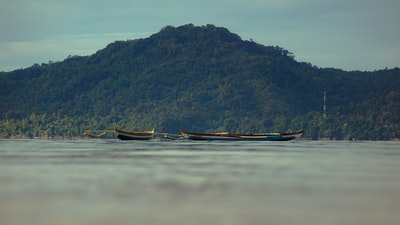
[{"xmin": 0, "ymin": 24, "xmax": 399, "ymax": 140}]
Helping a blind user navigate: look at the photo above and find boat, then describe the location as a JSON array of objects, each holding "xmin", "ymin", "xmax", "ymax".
[
  {"xmin": 114, "ymin": 127, "xmax": 155, "ymax": 140},
  {"xmin": 83, "ymin": 130, "xmax": 113, "ymax": 138},
  {"xmin": 180, "ymin": 129, "xmax": 304, "ymax": 141},
  {"xmin": 162, "ymin": 132, "xmax": 185, "ymax": 140}
]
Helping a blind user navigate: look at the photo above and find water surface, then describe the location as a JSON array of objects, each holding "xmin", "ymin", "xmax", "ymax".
[{"xmin": 0, "ymin": 140, "xmax": 399, "ymax": 225}]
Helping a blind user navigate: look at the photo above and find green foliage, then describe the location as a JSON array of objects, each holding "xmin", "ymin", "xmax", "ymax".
[{"xmin": 0, "ymin": 24, "xmax": 399, "ymax": 140}]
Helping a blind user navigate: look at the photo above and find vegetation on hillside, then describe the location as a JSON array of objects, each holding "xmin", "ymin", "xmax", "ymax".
[{"xmin": 1, "ymin": 24, "xmax": 399, "ymax": 140}]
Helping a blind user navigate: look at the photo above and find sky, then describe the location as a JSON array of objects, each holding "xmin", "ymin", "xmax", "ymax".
[{"xmin": 0, "ymin": 0, "xmax": 399, "ymax": 72}]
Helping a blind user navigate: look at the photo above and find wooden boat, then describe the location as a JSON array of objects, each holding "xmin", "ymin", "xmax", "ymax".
[
  {"xmin": 181, "ymin": 129, "xmax": 304, "ymax": 141},
  {"xmin": 84, "ymin": 130, "xmax": 113, "ymax": 138},
  {"xmin": 162, "ymin": 132, "xmax": 185, "ymax": 140},
  {"xmin": 114, "ymin": 127, "xmax": 155, "ymax": 140}
]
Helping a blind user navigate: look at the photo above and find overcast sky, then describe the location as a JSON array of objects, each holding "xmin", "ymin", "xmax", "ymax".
[{"xmin": 1, "ymin": 0, "xmax": 399, "ymax": 72}]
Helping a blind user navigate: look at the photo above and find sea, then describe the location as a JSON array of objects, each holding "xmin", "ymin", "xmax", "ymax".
[{"xmin": 0, "ymin": 139, "xmax": 399, "ymax": 225}]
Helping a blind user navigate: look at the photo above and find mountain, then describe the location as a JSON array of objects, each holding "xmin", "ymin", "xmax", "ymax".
[{"xmin": 1, "ymin": 24, "xmax": 399, "ymax": 140}]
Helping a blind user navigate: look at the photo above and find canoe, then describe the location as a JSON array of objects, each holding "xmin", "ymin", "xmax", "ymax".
[
  {"xmin": 83, "ymin": 130, "xmax": 113, "ymax": 138},
  {"xmin": 114, "ymin": 127, "xmax": 155, "ymax": 140},
  {"xmin": 162, "ymin": 132, "xmax": 185, "ymax": 140},
  {"xmin": 181, "ymin": 129, "xmax": 304, "ymax": 141}
]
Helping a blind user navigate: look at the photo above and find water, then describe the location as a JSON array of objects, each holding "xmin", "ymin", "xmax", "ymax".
[{"xmin": 0, "ymin": 140, "xmax": 399, "ymax": 225}]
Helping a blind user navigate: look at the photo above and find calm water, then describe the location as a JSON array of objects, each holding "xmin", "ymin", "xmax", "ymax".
[{"xmin": 0, "ymin": 139, "xmax": 399, "ymax": 225}]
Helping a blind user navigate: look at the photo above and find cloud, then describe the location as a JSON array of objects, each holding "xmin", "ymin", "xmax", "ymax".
[{"xmin": 0, "ymin": 0, "xmax": 399, "ymax": 71}]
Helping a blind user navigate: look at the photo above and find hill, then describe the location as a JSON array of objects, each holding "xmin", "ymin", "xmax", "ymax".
[{"xmin": 0, "ymin": 24, "xmax": 399, "ymax": 140}]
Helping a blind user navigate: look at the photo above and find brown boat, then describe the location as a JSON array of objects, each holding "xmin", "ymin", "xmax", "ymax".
[
  {"xmin": 181, "ymin": 129, "xmax": 304, "ymax": 141},
  {"xmin": 114, "ymin": 127, "xmax": 155, "ymax": 140}
]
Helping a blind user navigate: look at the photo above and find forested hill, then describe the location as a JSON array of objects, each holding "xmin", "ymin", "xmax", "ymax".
[{"xmin": 0, "ymin": 24, "xmax": 399, "ymax": 140}]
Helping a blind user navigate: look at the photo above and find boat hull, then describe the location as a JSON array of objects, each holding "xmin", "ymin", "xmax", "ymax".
[
  {"xmin": 114, "ymin": 127, "xmax": 155, "ymax": 140},
  {"xmin": 181, "ymin": 129, "xmax": 304, "ymax": 141},
  {"xmin": 116, "ymin": 134, "xmax": 153, "ymax": 140}
]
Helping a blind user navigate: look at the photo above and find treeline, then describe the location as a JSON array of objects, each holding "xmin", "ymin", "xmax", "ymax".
[
  {"xmin": 0, "ymin": 24, "xmax": 399, "ymax": 140},
  {"xmin": 1, "ymin": 109, "xmax": 397, "ymax": 140}
]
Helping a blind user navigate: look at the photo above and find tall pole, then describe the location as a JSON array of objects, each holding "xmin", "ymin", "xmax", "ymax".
[{"xmin": 323, "ymin": 91, "xmax": 327, "ymax": 118}]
